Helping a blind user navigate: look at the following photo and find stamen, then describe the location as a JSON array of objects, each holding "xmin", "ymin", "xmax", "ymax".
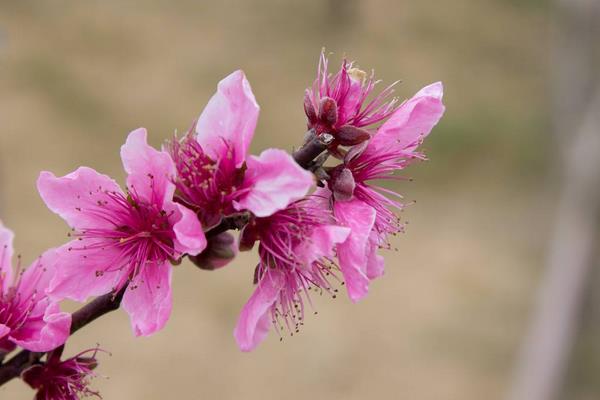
[
  {"xmin": 248, "ymin": 198, "xmax": 343, "ymax": 338},
  {"xmin": 66, "ymin": 187, "xmax": 176, "ymax": 290},
  {"xmin": 168, "ymin": 135, "xmax": 245, "ymax": 226}
]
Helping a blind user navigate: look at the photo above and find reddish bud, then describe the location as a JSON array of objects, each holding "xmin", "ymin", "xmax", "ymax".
[
  {"xmin": 329, "ymin": 166, "xmax": 356, "ymax": 201},
  {"xmin": 304, "ymin": 90, "xmax": 317, "ymax": 123},
  {"xmin": 336, "ymin": 125, "xmax": 371, "ymax": 146},
  {"xmin": 239, "ymin": 223, "xmax": 259, "ymax": 251},
  {"xmin": 318, "ymin": 97, "xmax": 338, "ymax": 126},
  {"xmin": 189, "ymin": 232, "xmax": 237, "ymax": 270}
]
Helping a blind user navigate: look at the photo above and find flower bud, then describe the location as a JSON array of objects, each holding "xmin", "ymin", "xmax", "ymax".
[
  {"xmin": 329, "ymin": 166, "xmax": 356, "ymax": 201},
  {"xmin": 304, "ymin": 90, "xmax": 317, "ymax": 123},
  {"xmin": 336, "ymin": 125, "xmax": 371, "ymax": 146},
  {"xmin": 239, "ymin": 223, "xmax": 258, "ymax": 251},
  {"xmin": 318, "ymin": 97, "xmax": 338, "ymax": 126},
  {"xmin": 188, "ymin": 232, "xmax": 237, "ymax": 270}
]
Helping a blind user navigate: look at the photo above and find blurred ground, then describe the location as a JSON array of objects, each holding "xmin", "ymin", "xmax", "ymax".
[{"xmin": 1, "ymin": 1, "xmax": 595, "ymax": 399}]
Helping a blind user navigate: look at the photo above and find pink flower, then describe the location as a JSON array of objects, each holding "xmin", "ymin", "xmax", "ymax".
[
  {"xmin": 234, "ymin": 197, "xmax": 350, "ymax": 351},
  {"xmin": 37, "ymin": 128, "xmax": 206, "ymax": 337},
  {"xmin": 0, "ymin": 221, "xmax": 71, "ymax": 353},
  {"xmin": 304, "ymin": 51, "xmax": 399, "ymax": 148},
  {"xmin": 170, "ymin": 70, "xmax": 313, "ymax": 229},
  {"xmin": 328, "ymin": 82, "xmax": 445, "ymax": 302},
  {"xmin": 22, "ymin": 345, "xmax": 105, "ymax": 400}
]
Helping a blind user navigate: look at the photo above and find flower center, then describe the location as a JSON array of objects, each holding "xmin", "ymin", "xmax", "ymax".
[
  {"xmin": 170, "ymin": 135, "xmax": 246, "ymax": 227},
  {"xmin": 0, "ymin": 272, "xmax": 38, "ymax": 335},
  {"xmin": 69, "ymin": 189, "xmax": 175, "ymax": 279}
]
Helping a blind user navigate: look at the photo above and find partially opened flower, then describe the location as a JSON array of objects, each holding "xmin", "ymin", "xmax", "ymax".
[
  {"xmin": 0, "ymin": 221, "xmax": 71, "ymax": 353},
  {"xmin": 38, "ymin": 128, "xmax": 206, "ymax": 336},
  {"xmin": 303, "ymin": 51, "xmax": 399, "ymax": 148},
  {"xmin": 22, "ymin": 345, "xmax": 105, "ymax": 400},
  {"xmin": 234, "ymin": 197, "xmax": 350, "ymax": 351},
  {"xmin": 327, "ymin": 82, "xmax": 445, "ymax": 302},
  {"xmin": 170, "ymin": 70, "xmax": 313, "ymax": 230}
]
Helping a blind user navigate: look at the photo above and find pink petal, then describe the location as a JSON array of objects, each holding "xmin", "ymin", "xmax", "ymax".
[
  {"xmin": 18, "ymin": 248, "xmax": 61, "ymax": 300},
  {"xmin": 10, "ymin": 302, "xmax": 71, "ymax": 352},
  {"xmin": 364, "ymin": 82, "xmax": 445, "ymax": 157},
  {"xmin": 334, "ymin": 199, "xmax": 376, "ymax": 303},
  {"xmin": 48, "ymin": 242, "xmax": 128, "ymax": 302},
  {"xmin": 195, "ymin": 70, "xmax": 259, "ymax": 167},
  {"xmin": 234, "ymin": 269, "xmax": 285, "ymax": 352},
  {"xmin": 169, "ymin": 203, "xmax": 207, "ymax": 256},
  {"xmin": 366, "ymin": 232, "xmax": 385, "ymax": 280},
  {"xmin": 234, "ymin": 149, "xmax": 314, "ymax": 217},
  {"xmin": 0, "ymin": 221, "xmax": 14, "ymax": 292},
  {"xmin": 37, "ymin": 167, "xmax": 123, "ymax": 231},
  {"xmin": 338, "ymin": 73, "xmax": 365, "ymax": 125},
  {"xmin": 121, "ymin": 262, "xmax": 172, "ymax": 337},
  {"xmin": 296, "ymin": 225, "xmax": 350, "ymax": 266},
  {"xmin": 310, "ymin": 186, "xmax": 336, "ymax": 208},
  {"xmin": 120, "ymin": 128, "xmax": 176, "ymax": 206}
]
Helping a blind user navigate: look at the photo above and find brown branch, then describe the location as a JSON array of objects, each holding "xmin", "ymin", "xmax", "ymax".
[
  {"xmin": 292, "ymin": 133, "xmax": 332, "ymax": 169},
  {"xmin": 204, "ymin": 212, "xmax": 250, "ymax": 237},
  {"xmin": 0, "ymin": 350, "xmax": 40, "ymax": 386},
  {"xmin": 0, "ymin": 287, "xmax": 127, "ymax": 385},
  {"xmin": 69, "ymin": 287, "xmax": 126, "ymax": 335}
]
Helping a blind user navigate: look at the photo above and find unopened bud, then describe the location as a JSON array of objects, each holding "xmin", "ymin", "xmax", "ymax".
[
  {"xmin": 318, "ymin": 97, "xmax": 338, "ymax": 126},
  {"xmin": 304, "ymin": 91, "xmax": 317, "ymax": 123},
  {"xmin": 336, "ymin": 125, "xmax": 371, "ymax": 146},
  {"xmin": 189, "ymin": 232, "xmax": 237, "ymax": 270},
  {"xmin": 239, "ymin": 224, "xmax": 258, "ymax": 251},
  {"xmin": 329, "ymin": 167, "xmax": 355, "ymax": 202}
]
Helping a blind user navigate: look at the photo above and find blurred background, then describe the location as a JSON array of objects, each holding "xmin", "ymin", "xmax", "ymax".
[{"xmin": 0, "ymin": 1, "xmax": 598, "ymax": 399}]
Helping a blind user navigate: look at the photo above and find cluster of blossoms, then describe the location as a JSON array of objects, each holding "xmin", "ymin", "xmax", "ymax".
[{"xmin": 0, "ymin": 51, "xmax": 444, "ymax": 398}]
